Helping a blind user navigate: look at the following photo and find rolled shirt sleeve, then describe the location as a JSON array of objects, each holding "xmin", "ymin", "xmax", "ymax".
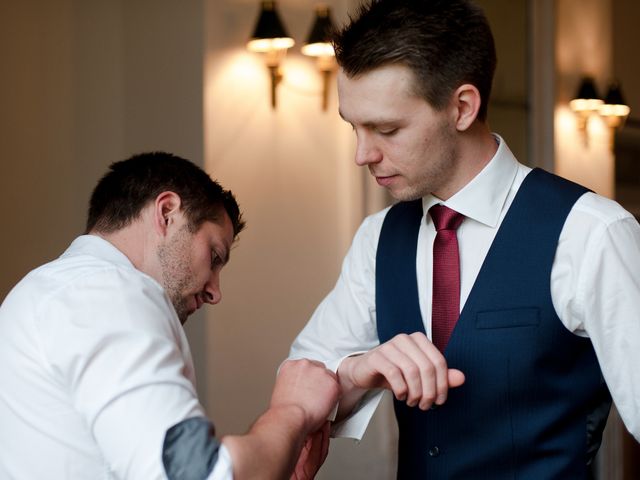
[{"xmin": 36, "ymin": 266, "xmax": 228, "ymax": 478}]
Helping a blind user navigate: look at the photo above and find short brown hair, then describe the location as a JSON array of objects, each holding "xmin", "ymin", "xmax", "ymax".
[
  {"xmin": 86, "ymin": 152, "xmax": 245, "ymax": 237},
  {"xmin": 334, "ymin": 0, "xmax": 496, "ymax": 121}
]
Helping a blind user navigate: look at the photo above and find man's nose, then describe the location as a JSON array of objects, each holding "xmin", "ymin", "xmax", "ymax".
[
  {"xmin": 354, "ymin": 133, "xmax": 383, "ymax": 166},
  {"xmin": 202, "ymin": 273, "xmax": 222, "ymax": 305}
]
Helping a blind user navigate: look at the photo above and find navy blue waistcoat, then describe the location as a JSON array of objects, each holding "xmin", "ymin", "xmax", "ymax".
[{"xmin": 376, "ymin": 169, "xmax": 611, "ymax": 479}]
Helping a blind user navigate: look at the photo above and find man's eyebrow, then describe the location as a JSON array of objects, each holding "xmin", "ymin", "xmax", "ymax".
[
  {"xmin": 338, "ymin": 109, "xmax": 401, "ymax": 127},
  {"xmin": 220, "ymin": 246, "xmax": 230, "ymax": 265}
]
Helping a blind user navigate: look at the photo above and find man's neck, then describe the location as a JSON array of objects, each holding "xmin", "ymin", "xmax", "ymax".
[
  {"xmin": 90, "ymin": 222, "xmax": 157, "ymax": 279},
  {"xmin": 434, "ymin": 124, "xmax": 498, "ymax": 200}
]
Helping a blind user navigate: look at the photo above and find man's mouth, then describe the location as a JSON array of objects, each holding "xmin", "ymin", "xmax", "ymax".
[{"xmin": 375, "ymin": 175, "xmax": 397, "ymax": 187}]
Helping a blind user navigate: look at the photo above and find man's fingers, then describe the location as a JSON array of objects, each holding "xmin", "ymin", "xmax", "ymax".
[
  {"xmin": 319, "ymin": 422, "xmax": 331, "ymax": 464},
  {"xmin": 350, "ymin": 333, "xmax": 466, "ymax": 411},
  {"xmin": 447, "ymin": 368, "xmax": 465, "ymax": 388},
  {"xmin": 368, "ymin": 348, "xmax": 413, "ymax": 401},
  {"xmin": 389, "ymin": 334, "xmax": 439, "ymax": 407},
  {"xmin": 408, "ymin": 333, "xmax": 450, "ymax": 408},
  {"xmin": 273, "ymin": 359, "xmax": 341, "ymax": 431}
]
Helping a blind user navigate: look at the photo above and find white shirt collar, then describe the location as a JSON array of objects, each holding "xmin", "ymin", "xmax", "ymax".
[
  {"xmin": 61, "ymin": 234, "xmax": 136, "ymax": 269},
  {"xmin": 422, "ymin": 134, "xmax": 519, "ymax": 228}
]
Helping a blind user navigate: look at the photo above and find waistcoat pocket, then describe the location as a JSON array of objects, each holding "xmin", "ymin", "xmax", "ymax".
[{"xmin": 476, "ymin": 307, "xmax": 540, "ymax": 329}]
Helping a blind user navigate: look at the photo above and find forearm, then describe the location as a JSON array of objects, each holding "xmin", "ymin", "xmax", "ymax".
[{"xmin": 222, "ymin": 405, "xmax": 309, "ymax": 479}]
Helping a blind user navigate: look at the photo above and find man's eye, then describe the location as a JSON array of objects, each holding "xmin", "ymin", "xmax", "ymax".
[
  {"xmin": 379, "ymin": 128, "xmax": 398, "ymax": 136},
  {"xmin": 210, "ymin": 251, "xmax": 219, "ymax": 269}
]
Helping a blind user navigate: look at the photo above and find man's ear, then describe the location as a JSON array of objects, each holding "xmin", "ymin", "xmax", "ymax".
[
  {"xmin": 451, "ymin": 83, "xmax": 482, "ymax": 132},
  {"xmin": 153, "ymin": 191, "xmax": 182, "ymax": 236}
]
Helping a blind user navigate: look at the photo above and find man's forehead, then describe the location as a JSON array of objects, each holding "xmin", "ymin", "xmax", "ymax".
[
  {"xmin": 337, "ymin": 66, "xmax": 423, "ymax": 123},
  {"xmin": 202, "ymin": 215, "xmax": 234, "ymax": 244}
]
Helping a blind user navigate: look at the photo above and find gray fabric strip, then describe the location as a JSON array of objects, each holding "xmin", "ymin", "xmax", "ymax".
[{"xmin": 162, "ymin": 416, "xmax": 221, "ymax": 480}]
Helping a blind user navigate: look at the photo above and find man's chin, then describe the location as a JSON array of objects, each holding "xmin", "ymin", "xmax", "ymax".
[
  {"xmin": 388, "ymin": 188, "xmax": 423, "ymax": 202},
  {"xmin": 171, "ymin": 297, "xmax": 197, "ymax": 325},
  {"xmin": 173, "ymin": 303, "xmax": 191, "ymax": 325}
]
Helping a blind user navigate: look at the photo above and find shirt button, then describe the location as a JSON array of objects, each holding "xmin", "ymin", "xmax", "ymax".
[{"xmin": 428, "ymin": 446, "xmax": 440, "ymax": 457}]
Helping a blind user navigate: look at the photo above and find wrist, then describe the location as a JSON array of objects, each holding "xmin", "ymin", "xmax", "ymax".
[
  {"xmin": 337, "ymin": 355, "xmax": 359, "ymax": 392},
  {"xmin": 336, "ymin": 356, "xmax": 368, "ymax": 420},
  {"xmin": 264, "ymin": 403, "xmax": 310, "ymax": 434}
]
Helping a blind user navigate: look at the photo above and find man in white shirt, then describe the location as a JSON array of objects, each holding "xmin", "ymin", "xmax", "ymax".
[
  {"xmin": 0, "ymin": 152, "xmax": 340, "ymax": 479},
  {"xmin": 290, "ymin": 0, "xmax": 640, "ymax": 478}
]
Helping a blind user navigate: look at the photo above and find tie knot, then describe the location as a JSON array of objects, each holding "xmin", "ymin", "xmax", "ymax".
[{"xmin": 429, "ymin": 205, "xmax": 464, "ymax": 232}]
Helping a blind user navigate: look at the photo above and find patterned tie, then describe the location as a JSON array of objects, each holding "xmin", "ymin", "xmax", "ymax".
[{"xmin": 429, "ymin": 205, "xmax": 465, "ymax": 352}]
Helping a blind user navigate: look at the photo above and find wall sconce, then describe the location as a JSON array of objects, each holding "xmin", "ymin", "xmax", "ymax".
[
  {"xmin": 247, "ymin": 2, "xmax": 337, "ymax": 111},
  {"xmin": 570, "ymin": 76, "xmax": 631, "ymax": 149},
  {"xmin": 600, "ymin": 81, "xmax": 631, "ymax": 127},
  {"xmin": 569, "ymin": 77, "xmax": 603, "ymax": 133},
  {"xmin": 247, "ymin": 0, "xmax": 295, "ymax": 109},
  {"xmin": 301, "ymin": 4, "xmax": 337, "ymax": 111},
  {"xmin": 600, "ymin": 82, "xmax": 631, "ymax": 150}
]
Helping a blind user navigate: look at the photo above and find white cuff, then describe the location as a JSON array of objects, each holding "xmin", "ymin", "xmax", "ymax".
[{"xmin": 327, "ymin": 353, "xmax": 384, "ymax": 440}]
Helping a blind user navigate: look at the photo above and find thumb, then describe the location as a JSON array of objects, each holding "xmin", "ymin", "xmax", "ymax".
[{"xmin": 447, "ymin": 369, "xmax": 465, "ymax": 388}]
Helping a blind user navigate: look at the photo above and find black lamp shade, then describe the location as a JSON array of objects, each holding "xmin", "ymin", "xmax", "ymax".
[
  {"xmin": 575, "ymin": 76, "xmax": 600, "ymax": 100},
  {"xmin": 305, "ymin": 5, "xmax": 335, "ymax": 45},
  {"xmin": 250, "ymin": 1, "xmax": 291, "ymax": 40},
  {"xmin": 604, "ymin": 82, "xmax": 626, "ymax": 106}
]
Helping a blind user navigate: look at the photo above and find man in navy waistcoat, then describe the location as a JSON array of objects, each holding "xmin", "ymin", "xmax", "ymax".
[{"xmin": 290, "ymin": 0, "xmax": 640, "ymax": 478}]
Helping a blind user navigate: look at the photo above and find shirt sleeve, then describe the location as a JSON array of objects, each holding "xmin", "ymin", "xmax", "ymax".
[
  {"xmin": 553, "ymin": 195, "xmax": 640, "ymax": 442},
  {"xmin": 208, "ymin": 445, "xmax": 233, "ymax": 480},
  {"xmin": 577, "ymin": 215, "xmax": 640, "ymax": 441},
  {"xmin": 36, "ymin": 266, "xmax": 216, "ymax": 478},
  {"xmin": 289, "ymin": 213, "xmax": 387, "ymax": 440}
]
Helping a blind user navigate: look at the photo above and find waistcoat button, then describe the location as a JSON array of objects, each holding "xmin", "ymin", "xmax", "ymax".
[{"xmin": 428, "ymin": 446, "xmax": 440, "ymax": 457}]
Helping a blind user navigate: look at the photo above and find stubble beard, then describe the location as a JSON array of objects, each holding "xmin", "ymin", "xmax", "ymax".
[
  {"xmin": 157, "ymin": 226, "xmax": 194, "ymax": 324},
  {"xmin": 393, "ymin": 120, "xmax": 459, "ymax": 202}
]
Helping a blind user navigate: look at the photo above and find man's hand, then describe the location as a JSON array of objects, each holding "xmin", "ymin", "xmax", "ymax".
[
  {"xmin": 223, "ymin": 360, "xmax": 338, "ymax": 479},
  {"xmin": 337, "ymin": 332, "xmax": 465, "ymax": 417},
  {"xmin": 291, "ymin": 422, "xmax": 331, "ymax": 480},
  {"xmin": 271, "ymin": 359, "xmax": 341, "ymax": 432}
]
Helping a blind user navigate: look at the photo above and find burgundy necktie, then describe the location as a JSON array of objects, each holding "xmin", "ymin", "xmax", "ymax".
[{"xmin": 429, "ymin": 205, "xmax": 465, "ymax": 352}]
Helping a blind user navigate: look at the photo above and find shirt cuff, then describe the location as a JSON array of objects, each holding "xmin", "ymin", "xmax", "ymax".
[
  {"xmin": 324, "ymin": 352, "xmax": 368, "ymax": 422},
  {"xmin": 208, "ymin": 445, "xmax": 233, "ymax": 480},
  {"xmin": 326, "ymin": 353, "xmax": 384, "ymax": 440},
  {"xmin": 331, "ymin": 389, "xmax": 384, "ymax": 440}
]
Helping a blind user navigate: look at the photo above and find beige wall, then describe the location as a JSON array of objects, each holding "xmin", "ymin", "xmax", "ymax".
[
  {"xmin": 1, "ymin": 0, "xmax": 80, "ymax": 297},
  {"xmin": 0, "ymin": 0, "xmax": 204, "ymax": 300},
  {"xmin": 0, "ymin": 0, "xmax": 209, "ymax": 395}
]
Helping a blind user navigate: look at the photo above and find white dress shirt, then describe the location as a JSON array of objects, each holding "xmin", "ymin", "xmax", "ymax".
[
  {"xmin": 290, "ymin": 136, "xmax": 640, "ymax": 442},
  {"xmin": 0, "ymin": 235, "xmax": 232, "ymax": 479}
]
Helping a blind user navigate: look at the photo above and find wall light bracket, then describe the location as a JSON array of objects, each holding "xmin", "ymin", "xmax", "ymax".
[
  {"xmin": 302, "ymin": 4, "xmax": 337, "ymax": 111},
  {"xmin": 247, "ymin": 0, "xmax": 294, "ymax": 109}
]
